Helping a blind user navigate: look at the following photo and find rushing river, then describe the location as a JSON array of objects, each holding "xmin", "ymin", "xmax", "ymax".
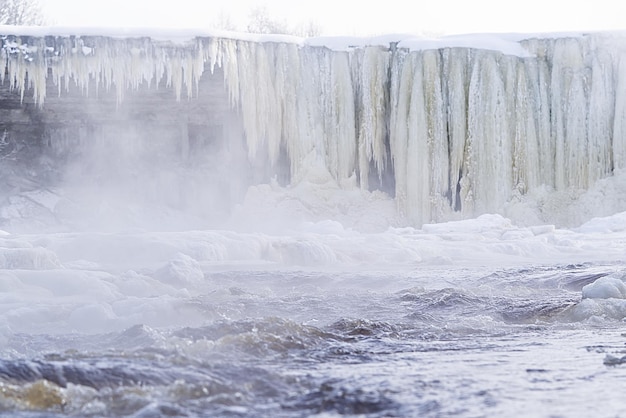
[{"xmin": 1, "ymin": 218, "xmax": 626, "ymax": 417}]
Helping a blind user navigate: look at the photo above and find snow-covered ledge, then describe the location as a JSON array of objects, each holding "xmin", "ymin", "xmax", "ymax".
[{"xmin": 0, "ymin": 26, "xmax": 550, "ymax": 106}]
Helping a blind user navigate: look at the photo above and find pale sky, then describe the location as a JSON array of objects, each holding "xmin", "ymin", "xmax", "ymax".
[{"xmin": 42, "ymin": 0, "xmax": 626, "ymax": 36}]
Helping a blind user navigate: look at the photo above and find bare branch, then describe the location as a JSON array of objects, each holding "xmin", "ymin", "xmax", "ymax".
[
  {"xmin": 0, "ymin": 0, "xmax": 45, "ymax": 26},
  {"xmin": 246, "ymin": 6, "xmax": 289, "ymax": 35}
]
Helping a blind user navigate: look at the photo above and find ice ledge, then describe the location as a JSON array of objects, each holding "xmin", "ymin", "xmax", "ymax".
[
  {"xmin": 2, "ymin": 24, "xmax": 625, "ymax": 55},
  {"xmin": 1, "ymin": 26, "xmax": 625, "ymax": 111}
]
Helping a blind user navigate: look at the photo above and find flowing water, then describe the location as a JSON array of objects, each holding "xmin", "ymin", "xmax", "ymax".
[{"xmin": 2, "ymin": 228, "xmax": 626, "ymax": 417}]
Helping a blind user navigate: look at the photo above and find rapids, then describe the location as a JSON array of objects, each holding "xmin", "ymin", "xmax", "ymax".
[{"xmin": 1, "ymin": 218, "xmax": 626, "ymax": 416}]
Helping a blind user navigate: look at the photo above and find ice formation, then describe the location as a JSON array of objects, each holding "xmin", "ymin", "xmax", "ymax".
[
  {"xmin": 2, "ymin": 30, "xmax": 626, "ymax": 226},
  {"xmin": 582, "ymin": 276, "xmax": 626, "ymax": 299}
]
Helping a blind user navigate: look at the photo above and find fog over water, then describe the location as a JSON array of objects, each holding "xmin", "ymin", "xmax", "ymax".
[{"xmin": 1, "ymin": 30, "xmax": 626, "ymax": 417}]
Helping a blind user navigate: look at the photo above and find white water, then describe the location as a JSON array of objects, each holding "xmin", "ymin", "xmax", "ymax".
[{"xmin": 2, "ymin": 210, "xmax": 626, "ymax": 416}]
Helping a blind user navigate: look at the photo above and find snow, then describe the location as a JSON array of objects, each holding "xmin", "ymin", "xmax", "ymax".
[
  {"xmin": 0, "ymin": 247, "xmax": 61, "ymax": 269},
  {"xmin": 397, "ymin": 34, "xmax": 531, "ymax": 56},
  {"xmin": 0, "ymin": 24, "xmax": 303, "ymax": 44},
  {"xmin": 154, "ymin": 253, "xmax": 205, "ymax": 287}
]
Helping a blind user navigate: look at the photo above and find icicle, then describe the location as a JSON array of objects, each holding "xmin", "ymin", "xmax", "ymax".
[
  {"xmin": 288, "ymin": 46, "xmax": 323, "ymax": 180},
  {"xmin": 0, "ymin": 35, "xmax": 221, "ymax": 106},
  {"xmin": 274, "ymin": 42, "xmax": 301, "ymax": 175},
  {"xmin": 613, "ymin": 54, "xmax": 626, "ymax": 170},
  {"xmin": 442, "ymin": 48, "xmax": 469, "ymax": 213},
  {"xmin": 257, "ymin": 43, "xmax": 281, "ymax": 165},
  {"xmin": 357, "ymin": 46, "xmax": 390, "ymax": 189},
  {"xmin": 512, "ymin": 58, "xmax": 540, "ymax": 194},
  {"xmin": 388, "ymin": 48, "xmax": 411, "ymax": 219},
  {"xmin": 550, "ymin": 38, "xmax": 589, "ymax": 190},
  {"xmin": 221, "ymin": 39, "xmax": 240, "ymax": 108},
  {"xmin": 207, "ymin": 37, "xmax": 219, "ymax": 74},
  {"xmin": 421, "ymin": 49, "xmax": 448, "ymax": 221},
  {"xmin": 518, "ymin": 41, "xmax": 553, "ymax": 190},
  {"xmin": 406, "ymin": 53, "xmax": 431, "ymax": 225},
  {"xmin": 329, "ymin": 51, "xmax": 357, "ymax": 183},
  {"xmin": 388, "ymin": 51, "xmax": 433, "ymax": 225},
  {"xmin": 587, "ymin": 45, "xmax": 615, "ymax": 183},
  {"xmin": 466, "ymin": 50, "xmax": 511, "ymax": 216},
  {"xmin": 236, "ymin": 40, "xmax": 261, "ymax": 158}
]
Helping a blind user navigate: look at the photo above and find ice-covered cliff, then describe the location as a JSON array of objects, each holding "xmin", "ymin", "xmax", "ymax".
[{"xmin": 2, "ymin": 29, "xmax": 626, "ymax": 226}]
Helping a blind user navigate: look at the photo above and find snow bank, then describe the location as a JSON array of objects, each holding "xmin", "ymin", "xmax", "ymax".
[
  {"xmin": 153, "ymin": 253, "xmax": 204, "ymax": 287},
  {"xmin": 576, "ymin": 211, "xmax": 626, "ymax": 234},
  {"xmin": 0, "ymin": 247, "xmax": 60, "ymax": 269},
  {"xmin": 398, "ymin": 33, "xmax": 531, "ymax": 56}
]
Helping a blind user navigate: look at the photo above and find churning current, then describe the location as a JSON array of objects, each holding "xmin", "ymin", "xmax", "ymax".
[{"xmin": 1, "ymin": 219, "xmax": 626, "ymax": 417}]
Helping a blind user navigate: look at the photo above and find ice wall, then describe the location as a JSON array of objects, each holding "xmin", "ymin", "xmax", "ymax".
[{"xmin": 2, "ymin": 31, "xmax": 626, "ymax": 225}]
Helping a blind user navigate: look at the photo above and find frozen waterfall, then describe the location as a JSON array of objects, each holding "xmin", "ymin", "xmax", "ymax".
[{"xmin": 2, "ymin": 30, "xmax": 626, "ymax": 226}]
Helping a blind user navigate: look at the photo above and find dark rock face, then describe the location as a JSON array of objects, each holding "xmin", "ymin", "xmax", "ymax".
[
  {"xmin": 0, "ymin": 36, "xmax": 254, "ymax": 231},
  {"xmin": 0, "ymin": 58, "xmax": 236, "ymax": 162}
]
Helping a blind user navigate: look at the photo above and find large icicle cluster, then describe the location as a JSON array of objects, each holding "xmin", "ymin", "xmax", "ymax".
[
  {"xmin": 1, "ymin": 34, "xmax": 216, "ymax": 104},
  {"xmin": 2, "ymin": 32, "xmax": 626, "ymax": 225}
]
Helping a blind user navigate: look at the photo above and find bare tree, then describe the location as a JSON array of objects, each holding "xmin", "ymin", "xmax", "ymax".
[
  {"xmin": 246, "ymin": 6, "xmax": 289, "ymax": 35},
  {"xmin": 0, "ymin": 0, "xmax": 45, "ymax": 26},
  {"xmin": 213, "ymin": 7, "xmax": 323, "ymax": 37},
  {"xmin": 293, "ymin": 21, "xmax": 322, "ymax": 38},
  {"xmin": 212, "ymin": 10, "xmax": 237, "ymax": 32}
]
